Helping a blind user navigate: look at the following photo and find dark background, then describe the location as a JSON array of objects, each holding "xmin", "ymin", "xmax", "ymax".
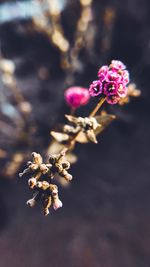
[{"xmin": 0, "ymin": 0, "xmax": 150, "ymax": 267}]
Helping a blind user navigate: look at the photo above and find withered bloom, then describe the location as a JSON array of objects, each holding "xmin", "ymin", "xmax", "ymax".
[
  {"xmin": 19, "ymin": 152, "xmax": 50, "ymax": 180},
  {"xmin": 64, "ymin": 115, "xmax": 101, "ymax": 143},
  {"xmin": 48, "ymin": 152, "xmax": 72, "ymax": 181}
]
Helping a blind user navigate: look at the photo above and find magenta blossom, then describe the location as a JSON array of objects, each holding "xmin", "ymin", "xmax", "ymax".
[
  {"xmin": 105, "ymin": 70, "xmax": 122, "ymax": 83},
  {"xmin": 121, "ymin": 70, "xmax": 129, "ymax": 85},
  {"xmin": 89, "ymin": 60, "xmax": 130, "ymax": 104},
  {"xmin": 110, "ymin": 60, "xmax": 126, "ymax": 70},
  {"xmin": 89, "ymin": 80, "xmax": 103, "ymax": 97},
  {"xmin": 98, "ymin": 65, "xmax": 109, "ymax": 82},
  {"xmin": 65, "ymin": 86, "xmax": 90, "ymax": 109},
  {"xmin": 104, "ymin": 81, "xmax": 118, "ymax": 96},
  {"xmin": 117, "ymin": 84, "xmax": 128, "ymax": 97},
  {"xmin": 106, "ymin": 94, "xmax": 120, "ymax": 105}
]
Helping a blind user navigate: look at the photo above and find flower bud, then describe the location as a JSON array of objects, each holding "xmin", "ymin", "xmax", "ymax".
[{"xmin": 65, "ymin": 86, "xmax": 90, "ymax": 108}]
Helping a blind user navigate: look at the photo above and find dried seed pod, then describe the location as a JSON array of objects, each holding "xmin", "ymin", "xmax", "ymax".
[
  {"xmin": 27, "ymin": 198, "xmax": 37, "ymax": 208},
  {"xmin": 19, "ymin": 152, "xmax": 51, "ymax": 181},
  {"xmin": 36, "ymin": 181, "xmax": 50, "ymax": 190},
  {"xmin": 48, "ymin": 152, "xmax": 72, "ymax": 180},
  {"xmin": 43, "ymin": 196, "xmax": 52, "ymax": 216},
  {"xmin": 59, "ymin": 169, "xmax": 73, "ymax": 181},
  {"xmin": 39, "ymin": 164, "xmax": 49, "ymax": 174},
  {"xmin": 26, "ymin": 192, "xmax": 40, "ymax": 208},
  {"xmin": 28, "ymin": 177, "xmax": 37, "ymax": 189},
  {"xmin": 32, "ymin": 152, "xmax": 43, "ymax": 165}
]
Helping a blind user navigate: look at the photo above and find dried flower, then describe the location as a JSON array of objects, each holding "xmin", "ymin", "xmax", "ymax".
[
  {"xmin": 51, "ymin": 113, "xmax": 115, "ymax": 145},
  {"xmin": 49, "ymin": 152, "xmax": 72, "ymax": 181},
  {"xmin": 89, "ymin": 60, "xmax": 130, "ymax": 104},
  {"xmin": 19, "ymin": 152, "xmax": 49, "ymax": 180},
  {"xmin": 26, "ymin": 181, "xmax": 62, "ymax": 216},
  {"xmin": 64, "ymin": 115, "xmax": 101, "ymax": 143},
  {"xmin": 19, "ymin": 151, "xmax": 72, "ymax": 215},
  {"xmin": 65, "ymin": 86, "xmax": 90, "ymax": 108}
]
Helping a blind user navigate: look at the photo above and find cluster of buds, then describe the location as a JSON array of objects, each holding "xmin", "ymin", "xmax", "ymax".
[
  {"xmin": 19, "ymin": 151, "xmax": 72, "ymax": 215},
  {"xmin": 89, "ymin": 60, "xmax": 129, "ymax": 104},
  {"xmin": 48, "ymin": 152, "xmax": 72, "ymax": 181},
  {"xmin": 27, "ymin": 181, "xmax": 62, "ymax": 216},
  {"xmin": 64, "ymin": 115, "xmax": 101, "ymax": 143}
]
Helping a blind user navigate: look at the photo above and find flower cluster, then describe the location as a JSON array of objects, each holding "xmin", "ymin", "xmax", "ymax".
[
  {"xmin": 89, "ymin": 60, "xmax": 129, "ymax": 104},
  {"xmin": 19, "ymin": 151, "xmax": 72, "ymax": 215}
]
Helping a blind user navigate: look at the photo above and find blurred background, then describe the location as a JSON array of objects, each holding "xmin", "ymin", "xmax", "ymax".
[{"xmin": 0, "ymin": 0, "xmax": 150, "ymax": 266}]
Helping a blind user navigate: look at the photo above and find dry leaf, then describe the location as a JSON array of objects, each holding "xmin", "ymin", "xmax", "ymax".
[
  {"xmin": 76, "ymin": 114, "xmax": 115, "ymax": 143},
  {"xmin": 87, "ymin": 130, "xmax": 98, "ymax": 143},
  {"xmin": 51, "ymin": 131, "xmax": 69, "ymax": 142},
  {"xmin": 94, "ymin": 114, "xmax": 116, "ymax": 135}
]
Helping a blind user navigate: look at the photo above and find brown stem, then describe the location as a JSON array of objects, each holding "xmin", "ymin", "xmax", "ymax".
[
  {"xmin": 70, "ymin": 107, "xmax": 76, "ymax": 116},
  {"xmin": 89, "ymin": 97, "xmax": 106, "ymax": 117}
]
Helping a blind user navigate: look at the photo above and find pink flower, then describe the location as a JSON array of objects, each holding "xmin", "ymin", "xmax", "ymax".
[
  {"xmin": 89, "ymin": 80, "xmax": 103, "ymax": 96},
  {"xmin": 121, "ymin": 70, "xmax": 129, "ymax": 85},
  {"xmin": 65, "ymin": 86, "xmax": 90, "ymax": 109},
  {"xmin": 106, "ymin": 94, "xmax": 120, "ymax": 105},
  {"xmin": 105, "ymin": 70, "xmax": 122, "ymax": 83},
  {"xmin": 53, "ymin": 199, "xmax": 63, "ymax": 210},
  {"xmin": 98, "ymin": 65, "xmax": 109, "ymax": 82},
  {"xmin": 117, "ymin": 84, "xmax": 128, "ymax": 97},
  {"xmin": 104, "ymin": 81, "xmax": 118, "ymax": 96},
  {"xmin": 89, "ymin": 60, "xmax": 130, "ymax": 104},
  {"xmin": 110, "ymin": 60, "xmax": 126, "ymax": 70}
]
